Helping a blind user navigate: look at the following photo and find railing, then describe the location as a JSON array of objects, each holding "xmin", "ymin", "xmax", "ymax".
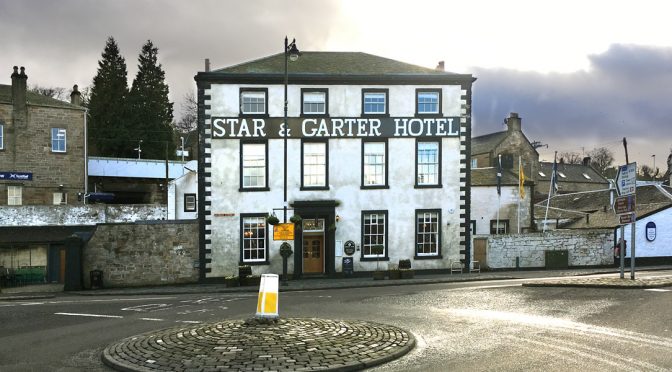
[{"xmin": 0, "ymin": 266, "xmax": 46, "ymax": 288}]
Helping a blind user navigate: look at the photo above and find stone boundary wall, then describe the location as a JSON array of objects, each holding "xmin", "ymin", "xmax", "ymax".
[
  {"xmin": 487, "ymin": 229, "xmax": 614, "ymax": 269},
  {"xmin": 0, "ymin": 204, "xmax": 167, "ymax": 226},
  {"xmin": 83, "ymin": 220, "xmax": 198, "ymax": 288}
]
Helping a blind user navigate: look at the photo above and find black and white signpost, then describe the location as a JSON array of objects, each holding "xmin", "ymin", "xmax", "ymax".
[{"xmin": 614, "ymin": 161, "xmax": 637, "ymax": 280}]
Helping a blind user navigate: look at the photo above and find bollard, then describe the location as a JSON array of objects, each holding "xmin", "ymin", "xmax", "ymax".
[{"xmin": 255, "ymin": 274, "xmax": 279, "ymax": 319}]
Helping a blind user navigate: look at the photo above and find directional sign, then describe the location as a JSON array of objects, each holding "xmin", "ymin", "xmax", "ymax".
[
  {"xmin": 613, "ymin": 195, "xmax": 636, "ymax": 214},
  {"xmin": 619, "ymin": 213, "xmax": 636, "ymax": 225},
  {"xmin": 615, "ymin": 162, "xmax": 637, "ymax": 196}
]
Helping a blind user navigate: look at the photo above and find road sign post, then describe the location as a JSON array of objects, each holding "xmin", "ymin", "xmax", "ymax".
[{"xmin": 613, "ymin": 162, "xmax": 637, "ymax": 280}]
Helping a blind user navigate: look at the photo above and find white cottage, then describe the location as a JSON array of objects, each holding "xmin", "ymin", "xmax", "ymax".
[{"xmin": 194, "ymin": 51, "xmax": 474, "ymax": 279}]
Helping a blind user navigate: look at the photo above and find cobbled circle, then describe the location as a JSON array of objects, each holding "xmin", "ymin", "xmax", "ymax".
[{"xmin": 102, "ymin": 318, "xmax": 415, "ymax": 371}]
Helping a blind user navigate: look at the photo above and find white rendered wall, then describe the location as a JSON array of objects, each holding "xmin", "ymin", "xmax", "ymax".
[
  {"xmin": 471, "ymin": 185, "xmax": 531, "ymax": 235},
  {"xmin": 617, "ymin": 207, "xmax": 672, "ymax": 258}
]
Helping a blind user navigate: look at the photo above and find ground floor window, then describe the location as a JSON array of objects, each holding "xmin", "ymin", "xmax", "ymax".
[
  {"xmin": 416, "ymin": 210, "xmax": 441, "ymax": 257},
  {"xmin": 240, "ymin": 215, "xmax": 267, "ymax": 263},
  {"xmin": 7, "ymin": 185, "xmax": 22, "ymax": 205},
  {"xmin": 52, "ymin": 192, "xmax": 67, "ymax": 205},
  {"xmin": 362, "ymin": 211, "xmax": 387, "ymax": 258},
  {"xmin": 490, "ymin": 220, "xmax": 509, "ymax": 235}
]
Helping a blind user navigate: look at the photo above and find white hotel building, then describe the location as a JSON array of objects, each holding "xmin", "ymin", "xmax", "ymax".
[{"xmin": 195, "ymin": 52, "xmax": 474, "ymax": 280}]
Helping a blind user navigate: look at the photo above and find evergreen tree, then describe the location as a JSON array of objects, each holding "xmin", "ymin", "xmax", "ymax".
[
  {"xmin": 127, "ymin": 40, "xmax": 175, "ymax": 160},
  {"xmin": 88, "ymin": 37, "xmax": 129, "ymax": 157}
]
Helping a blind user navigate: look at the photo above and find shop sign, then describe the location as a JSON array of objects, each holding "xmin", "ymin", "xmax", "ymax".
[
  {"xmin": 0, "ymin": 172, "xmax": 32, "ymax": 181},
  {"xmin": 273, "ymin": 223, "xmax": 294, "ymax": 241}
]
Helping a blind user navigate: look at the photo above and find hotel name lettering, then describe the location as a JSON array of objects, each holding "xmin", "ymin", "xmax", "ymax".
[{"xmin": 211, "ymin": 117, "xmax": 460, "ymax": 139}]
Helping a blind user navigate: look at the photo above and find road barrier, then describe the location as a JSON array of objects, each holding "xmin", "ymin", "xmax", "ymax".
[{"xmin": 255, "ymin": 274, "xmax": 279, "ymax": 319}]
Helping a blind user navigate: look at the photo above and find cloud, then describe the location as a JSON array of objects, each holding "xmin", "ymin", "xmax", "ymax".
[{"xmin": 471, "ymin": 44, "xmax": 672, "ymax": 165}]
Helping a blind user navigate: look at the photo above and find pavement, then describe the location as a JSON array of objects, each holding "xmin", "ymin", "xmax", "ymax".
[{"xmin": 2, "ymin": 266, "xmax": 671, "ymax": 371}]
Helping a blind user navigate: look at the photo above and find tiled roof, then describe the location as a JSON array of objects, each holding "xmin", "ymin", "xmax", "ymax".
[
  {"xmin": 471, "ymin": 167, "xmax": 520, "ymax": 187},
  {"xmin": 213, "ymin": 52, "xmax": 459, "ymax": 76},
  {"xmin": 534, "ymin": 185, "xmax": 672, "ymax": 229},
  {"xmin": 0, "ymin": 84, "xmax": 82, "ymax": 109},
  {"xmin": 538, "ymin": 162, "xmax": 608, "ymax": 185},
  {"xmin": 471, "ymin": 131, "xmax": 508, "ymax": 155}
]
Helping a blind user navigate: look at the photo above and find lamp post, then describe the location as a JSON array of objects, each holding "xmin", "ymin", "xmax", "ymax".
[
  {"xmin": 283, "ymin": 36, "xmax": 300, "ymax": 222},
  {"xmin": 652, "ymin": 154, "xmax": 656, "ymax": 181}
]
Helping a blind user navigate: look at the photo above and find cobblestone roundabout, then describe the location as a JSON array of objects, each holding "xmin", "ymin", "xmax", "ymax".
[{"xmin": 102, "ymin": 318, "xmax": 415, "ymax": 372}]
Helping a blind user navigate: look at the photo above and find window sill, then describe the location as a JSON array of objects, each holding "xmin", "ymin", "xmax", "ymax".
[
  {"xmin": 301, "ymin": 113, "xmax": 330, "ymax": 117},
  {"xmin": 360, "ymin": 185, "xmax": 389, "ymax": 190},
  {"xmin": 239, "ymin": 261, "xmax": 270, "ymax": 266},
  {"xmin": 414, "ymin": 184, "xmax": 443, "ymax": 189},
  {"xmin": 300, "ymin": 186, "xmax": 330, "ymax": 191},
  {"xmin": 239, "ymin": 113, "xmax": 269, "ymax": 118},
  {"xmin": 238, "ymin": 187, "xmax": 270, "ymax": 192},
  {"xmin": 415, "ymin": 113, "xmax": 443, "ymax": 117},
  {"xmin": 361, "ymin": 113, "xmax": 390, "ymax": 117},
  {"xmin": 414, "ymin": 255, "xmax": 443, "ymax": 260},
  {"xmin": 360, "ymin": 256, "xmax": 389, "ymax": 262}
]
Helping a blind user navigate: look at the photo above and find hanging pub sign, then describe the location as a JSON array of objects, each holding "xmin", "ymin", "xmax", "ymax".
[
  {"xmin": 273, "ymin": 223, "xmax": 295, "ymax": 241},
  {"xmin": 646, "ymin": 221, "xmax": 656, "ymax": 242},
  {"xmin": 211, "ymin": 117, "xmax": 461, "ymax": 139}
]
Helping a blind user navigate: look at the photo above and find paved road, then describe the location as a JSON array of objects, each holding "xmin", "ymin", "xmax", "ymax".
[{"xmin": 0, "ymin": 271, "xmax": 670, "ymax": 371}]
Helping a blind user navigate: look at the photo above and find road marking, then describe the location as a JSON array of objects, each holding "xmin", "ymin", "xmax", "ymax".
[
  {"xmin": 644, "ymin": 288, "xmax": 670, "ymax": 292},
  {"xmin": 140, "ymin": 318, "xmax": 165, "ymax": 321},
  {"xmin": 55, "ymin": 312, "xmax": 123, "ymax": 319},
  {"xmin": 20, "ymin": 302, "xmax": 44, "ymax": 306},
  {"xmin": 177, "ymin": 320, "xmax": 201, "ymax": 324}
]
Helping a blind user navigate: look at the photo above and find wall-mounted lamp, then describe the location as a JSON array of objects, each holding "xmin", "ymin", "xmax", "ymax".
[{"xmin": 335, "ymin": 215, "xmax": 341, "ymax": 222}]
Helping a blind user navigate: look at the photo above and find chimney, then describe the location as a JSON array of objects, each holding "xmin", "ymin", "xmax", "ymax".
[
  {"xmin": 11, "ymin": 66, "xmax": 28, "ymax": 113},
  {"xmin": 205, "ymin": 58, "xmax": 210, "ymax": 72},
  {"xmin": 70, "ymin": 84, "xmax": 82, "ymax": 106},
  {"xmin": 506, "ymin": 112, "xmax": 521, "ymax": 133},
  {"xmin": 582, "ymin": 156, "xmax": 591, "ymax": 166},
  {"xmin": 435, "ymin": 61, "xmax": 445, "ymax": 71}
]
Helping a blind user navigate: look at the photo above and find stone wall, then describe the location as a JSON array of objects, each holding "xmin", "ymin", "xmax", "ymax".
[
  {"xmin": 486, "ymin": 229, "xmax": 614, "ymax": 269},
  {"xmin": 83, "ymin": 220, "xmax": 198, "ymax": 288},
  {"xmin": 0, "ymin": 204, "xmax": 167, "ymax": 226}
]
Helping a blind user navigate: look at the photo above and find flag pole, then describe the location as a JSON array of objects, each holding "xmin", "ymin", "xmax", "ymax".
[
  {"xmin": 543, "ymin": 151, "xmax": 557, "ymax": 232},
  {"xmin": 496, "ymin": 154, "xmax": 501, "ymax": 234},
  {"xmin": 518, "ymin": 156, "xmax": 521, "ymax": 234}
]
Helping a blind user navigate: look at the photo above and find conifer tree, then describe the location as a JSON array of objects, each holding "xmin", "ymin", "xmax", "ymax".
[
  {"xmin": 88, "ymin": 36, "xmax": 129, "ymax": 156},
  {"xmin": 126, "ymin": 40, "xmax": 175, "ymax": 160}
]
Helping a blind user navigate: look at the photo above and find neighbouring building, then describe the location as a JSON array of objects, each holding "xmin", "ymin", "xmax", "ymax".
[
  {"xmin": 195, "ymin": 52, "xmax": 474, "ymax": 280},
  {"xmin": 536, "ymin": 157, "xmax": 609, "ymax": 196},
  {"xmin": 168, "ymin": 160, "xmax": 198, "ymax": 220}
]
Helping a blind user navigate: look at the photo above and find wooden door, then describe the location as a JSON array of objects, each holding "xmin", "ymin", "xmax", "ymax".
[
  {"xmin": 303, "ymin": 237, "xmax": 324, "ymax": 273},
  {"xmin": 473, "ymin": 238, "xmax": 487, "ymax": 269}
]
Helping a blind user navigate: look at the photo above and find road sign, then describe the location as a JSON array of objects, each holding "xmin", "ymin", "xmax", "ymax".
[
  {"xmin": 619, "ymin": 213, "xmax": 636, "ymax": 225},
  {"xmin": 615, "ymin": 162, "xmax": 637, "ymax": 196},
  {"xmin": 273, "ymin": 223, "xmax": 295, "ymax": 241},
  {"xmin": 613, "ymin": 195, "xmax": 636, "ymax": 214}
]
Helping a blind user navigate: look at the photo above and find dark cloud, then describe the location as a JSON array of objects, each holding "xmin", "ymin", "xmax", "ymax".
[{"xmin": 472, "ymin": 44, "xmax": 672, "ymax": 166}]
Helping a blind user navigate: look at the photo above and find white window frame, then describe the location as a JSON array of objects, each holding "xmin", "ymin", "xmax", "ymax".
[
  {"xmin": 363, "ymin": 92, "xmax": 386, "ymax": 114},
  {"xmin": 242, "ymin": 216, "xmax": 267, "ymax": 263},
  {"xmin": 416, "ymin": 211, "xmax": 440, "ymax": 256},
  {"xmin": 52, "ymin": 192, "xmax": 67, "ymax": 205},
  {"xmin": 51, "ymin": 128, "xmax": 67, "ymax": 153},
  {"xmin": 417, "ymin": 141, "xmax": 440, "ymax": 186},
  {"xmin": 240, "ymin": 91, "xmax": 266, "ymax": 115},
  {"xmin": 362, "ymin": 212, "xmax": 386, "ymax": 258},
  {"xmin": 302, "ymin": 91, "xmax": 326, "ymax": 115},
  {"xmin": 302, "ymin": 141, "xmax": 327, "ymax": 188},
  {"xmin": 241, "ymin": 143, "xmax": 267, "ymax": 189},
  {"xmin": 8, "ymin": 185, "xmax": 22, "ymax": 206},
  {"xmin": 363, "ymin": 142, "xmax": 386, "ymax": 186},
  {"xmin": 417, "ymin": 91, "xmax": 440, "ymax": 114}
]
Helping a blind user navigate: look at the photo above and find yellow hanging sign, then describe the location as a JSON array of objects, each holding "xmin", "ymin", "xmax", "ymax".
[{"xmin": 273, "ymin": 223, "xmax": 295, "ymax": 241}]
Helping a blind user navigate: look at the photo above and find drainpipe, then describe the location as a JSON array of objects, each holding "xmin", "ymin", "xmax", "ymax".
[{"xmin": 84, "ymin": 108, "xmax": 88, "ymax": 204}]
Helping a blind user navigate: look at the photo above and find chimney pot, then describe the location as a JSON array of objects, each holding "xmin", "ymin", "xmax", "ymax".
[
  {"xmin": 582, "ymin": 156, "xmax": 592, "ymax": 166},
  {"xmin": 205, "ymin": 58, "xmax": 211, "ymax": 72},
  {"xmin": 70, "ymin": 84, "xmax": 82, "ymax": 106},
  {"xmin": 435, "ymin": 61, "xmax": 445, "ymax": 71},
  {"xmin": 506, "ymin": 112, "xmax": 522, "ymax": 133}
]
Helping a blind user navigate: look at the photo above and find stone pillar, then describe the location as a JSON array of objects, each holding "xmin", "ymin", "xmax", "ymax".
[
  {"xmin": 70, "ymin": 84, "xmax": 82, "ymax": 106},
  {"xmin": 64, "ymin": 234, "xmax": 83, "ymax": 291}
]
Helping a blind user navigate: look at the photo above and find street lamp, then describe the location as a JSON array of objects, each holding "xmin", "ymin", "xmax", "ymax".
[
  {"xmin": 652, "ymin": 154, "xmax": 656, "ymax": 181},
  {"xmin": 283, "ymin": 36, "xmax": 300, "ymax": 222}
]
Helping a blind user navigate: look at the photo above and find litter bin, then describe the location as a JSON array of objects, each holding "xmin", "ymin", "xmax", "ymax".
[{"xmin": 90, "ymin": 270, "xmax": 103, "ymax": 289}]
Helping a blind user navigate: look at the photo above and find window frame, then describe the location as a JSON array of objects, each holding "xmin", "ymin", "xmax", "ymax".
[
  {"xmin": 7, "ymin": 185, "xmax": 22, "ymax": 206},
  {"xmin": 415, "ymin": 209, "xmax": 442, "ymax": 259},
  {"xmin": 301, "ymin": 88, "xmax": 329, "ymax": 116},
  {"xmin": 52, "ymin": 192, "xmax": 67, "ymax": 205},
  {"xmin": 360, "ymin": 210, "xmax": 389, "ymax": 262},
  {"xmin": 239, "ymin": 88, "xmax": 268, "ymax": 116},
  {"xmin": 51, "ymin": 127, "xmax": 67, "ymax": 153},
  {"xmin": 300, "ymin": 139, "xmax": 329, "ymax": 190},
  {"xmin": 361, "ymin": 139, "xmax": 389, "ymax": 189},
  {"xmin": 239, "ymin": 213, "xmax": 269, "ymax": 265},
  {"xmin": 490, "ymin": 220, "xmax": 509, "ymax": 235},
  {"xmin": 361, "ymin": 89, "xmax": 389, "ymax": 116},
  {"xmin": 184, "ymin": 193, "xmax": 197, "ymax": 212},
  {"xmin": 415, "ymin": 89, "xmax": 442, "ymax": 116},
  {"xmin": 415, "ymin": 139, "xmax": 442, "ymax": 188},
  {"xmin": 239, "ymin": 140, "xmax": 269, "ymax": 191}
]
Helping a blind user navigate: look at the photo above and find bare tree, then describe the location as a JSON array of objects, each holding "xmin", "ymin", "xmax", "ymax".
[
  {"xmin": 558, "ymin": 151, "xmax": 582, "ymax": 164},
  {"xmin": 639, "ymin": 164, "xmax": 656, "ymax": 180},
  {"xmin": 588, "ymin": 147, "xmax": 614, "ymax": 175},
  {"xmin": 30, "ymin": 85, "xmax": 67, "ymax": 101},
  {"xmin": 175, "ymin": 92, "xmax": 197, "ymax": 134}
]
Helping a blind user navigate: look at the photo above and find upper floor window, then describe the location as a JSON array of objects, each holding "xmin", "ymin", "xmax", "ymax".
[
  {"xmin": 0, "ymin": 123, "xmax": 4, "ymax": 150},
  {"xmin": 51, "ymin": 128, "xmax": 67, "ymax": 152},
  {"xmin": 184, "ymin": 193, "xmax": 197, "ymax": 212},
  {"xmin": 240, "ymin": 141, "xmax": 268, "ymax": 190},
  {"xmin": 240, "ymin": 89, "xmax": 267, "ymax": 115},
  {"xmin": 362, "ymin": 141, "xmax": 387, "ymax": 188},
  {"xmin": 362, "ymin": 89, "xmax": 388, "ymax": 115},
  {"xmin": 301, "ymin": 140, "xmax": 328, "ymax": 189},
  {"xmin": 302, "ymin": 89, "xmax": 328, "ymax": 115},
  {"xmin": 7, "ymin": 185, "xmax": 22, "ymax": 206},
  {"xmin": 416, "ymin": 89, "xmax": 441, "ymax": 115},
  {"xmin": 416, "ymin": 140, "xmax": 441, "ymax": 187}
]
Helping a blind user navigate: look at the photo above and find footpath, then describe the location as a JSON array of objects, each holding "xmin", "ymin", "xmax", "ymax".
[{"xmin": 1, "ymin": 266, "xmax": 671, "ymax": 371}]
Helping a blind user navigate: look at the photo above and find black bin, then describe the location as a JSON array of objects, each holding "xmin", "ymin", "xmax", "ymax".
[{"xmin": 90, "ymin": 270, "xmax": 103, "ymax": 289}]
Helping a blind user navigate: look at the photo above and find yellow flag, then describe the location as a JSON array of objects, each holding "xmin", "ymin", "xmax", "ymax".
[{"xmin": 519, "ymin": 159, "xmax": 526, "ymax": 199}]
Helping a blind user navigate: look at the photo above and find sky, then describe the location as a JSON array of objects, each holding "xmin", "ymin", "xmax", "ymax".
[{"xmin": 1, "ymin": 0, "xmax": 671, "ymax": 171}]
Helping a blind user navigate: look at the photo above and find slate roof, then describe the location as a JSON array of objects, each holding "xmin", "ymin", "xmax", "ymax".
[
  {"xmin": 0, "ymin": 84, "xmax": 83, "ymax": 110},
  {"xmin": 534, "ymin": 185, "xmax": 672, "ymax": 229},
  {"xmin": 538, "ymin": 162, "xmax": 609, "ymax": 186},
  {"xmin": 471, "ymin": 131, "xmax": 508, "ymax": 155},
  {"xmin": 471, "ymin": 167, "xmax": 520, "ymax": 187}
]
